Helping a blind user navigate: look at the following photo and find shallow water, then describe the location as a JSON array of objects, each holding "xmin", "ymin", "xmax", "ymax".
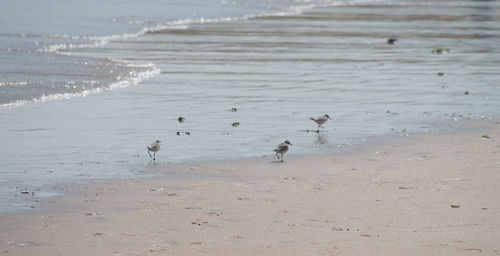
[
  {"xmin": 0, "ymin": 0, "xmax": 306, "ymax": 107},
  {"xmin": 1, "ymin": 0, "xmax": 500, "ymax": 212}
]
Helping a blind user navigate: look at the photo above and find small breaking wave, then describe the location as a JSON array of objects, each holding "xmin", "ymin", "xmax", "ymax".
[
  {"xmin": 0, "ymin": 63, "xmax": 160, "ymax": 109},
  {"xmin": 3, "ymin": 0, "xmax": 381, "ymax": 109},
  {"xmin": 43, "ymin": 0, "xmax": 369, "ymax": 52}
]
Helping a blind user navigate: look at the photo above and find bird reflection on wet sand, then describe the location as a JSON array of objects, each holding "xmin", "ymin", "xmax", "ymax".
[{"xmin": 314, "ymin": 133, "xmax": 328, "ymax": 145}]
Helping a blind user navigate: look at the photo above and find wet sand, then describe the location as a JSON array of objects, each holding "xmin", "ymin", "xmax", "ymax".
[
  {"xmin": 1, "ymin": 120, "xmax": 500, "ymax": 255},
  {"xmin": 3, "ymin": 0, "xmax": 500, "ymax": 212}
]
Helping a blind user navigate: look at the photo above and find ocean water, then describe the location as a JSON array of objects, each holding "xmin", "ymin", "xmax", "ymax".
[{"xmin": 1, "ymin": 0, "xmax": 500, "ymax": 212}]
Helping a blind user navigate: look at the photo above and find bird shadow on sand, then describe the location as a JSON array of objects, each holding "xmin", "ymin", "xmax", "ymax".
[{"xmin": 267, "ymin": 158, "xmax": 289, "ymax": 164}]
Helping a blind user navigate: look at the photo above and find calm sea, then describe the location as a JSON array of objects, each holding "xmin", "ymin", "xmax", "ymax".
[{"xmin": 1, "ymin": 0, "xmax": 499, "ymax": 211}]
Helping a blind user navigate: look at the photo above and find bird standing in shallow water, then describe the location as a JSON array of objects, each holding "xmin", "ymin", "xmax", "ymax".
[
  {"xmin": 274, "ymin": 140, "xmax": 292, "ymax": 162},
  {"xmin": 310, "ymin": 114, "xmax": 333, "ymax": 132},
  {"xmin": 147, "ymin": 140, "xmax": 161, "ymax": 161}
]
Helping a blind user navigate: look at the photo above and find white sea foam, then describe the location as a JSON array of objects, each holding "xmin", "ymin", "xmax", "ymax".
[
  {"xmin": 7, "ymin": 0, "xmax": 381, "ymax": 109},
  {"xmin": 134, "ymin": 0, "xmax": 386, "ymax": 35},
  {"xmin": 20, "ymin": 1, "xmax": 321, "ymax": 109},
  {"xmin": 0, "ymin": 81, "xmax": 30, "ymax": 87},
  {"xmin": 42, "ymin": 0, "xmax": 367, "ymax": 54},
  {"xmin": 0, "ymin": 63, "xmax": 160, "ymax": 109}
]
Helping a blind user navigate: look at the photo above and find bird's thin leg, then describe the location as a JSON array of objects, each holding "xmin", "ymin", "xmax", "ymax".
[
  {"xmin": 153, "ymin": 151, "xmax": 156, "ymax": 161},
  {"xmin": 280, "ymin": 153, "xmax": 284, "ymax": 162},
  {"xmin": 275, "ymin": 152, "xmax": 280, "ymax": 161},
  {"xmin": 148, "ymin": 150, "xmax": 152, "ymax": 159}
]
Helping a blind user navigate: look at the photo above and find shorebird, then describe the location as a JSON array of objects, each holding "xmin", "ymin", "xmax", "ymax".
[
  {"xmin": 310, "ymin": 114, "xmax": 333, "ymax": 132},
  {"xmin": 147, "ymin": 140, "xmax": 161, "ymax": 161},
  {"xmin": 273, "ymin": 140, "xmax": 292, "ymax": 162}
]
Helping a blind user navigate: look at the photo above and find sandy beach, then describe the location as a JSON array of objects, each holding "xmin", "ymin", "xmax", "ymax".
[
  {"xmin": 1, "ymin": 120, "xmax": 499, "ymax": 255},
  {"xmin": 2, "ymin": 0, "xmax": 500, "ymax": 255}
]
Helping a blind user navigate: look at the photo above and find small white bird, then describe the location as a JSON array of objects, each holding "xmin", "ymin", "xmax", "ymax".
[
  {"xmin": 310, "ymin": 114, "xmax": 333, "ymax": 132},
  {"xmin": 273, "ymin": 140, "xmax": 292, "ymax": 162},
  {"xmin": 147, "ymin": 140, "xmax": 161, "ymax": 161}
]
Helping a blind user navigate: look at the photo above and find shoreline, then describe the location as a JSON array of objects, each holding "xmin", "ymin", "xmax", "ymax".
[
  {"xmin": 1, "ymin": 119, "xmax": 499, "ymax": 255},
  {"xmin": 0, "ymin": 115, "xmax": 472, "ymax": 215},
  {"xmin": 3, "ymin": 0, "xmax": 500, "ymax": 216},
  {"xmin": 0, "ymin": 118, "xmax": 495, "ymax": 212}
]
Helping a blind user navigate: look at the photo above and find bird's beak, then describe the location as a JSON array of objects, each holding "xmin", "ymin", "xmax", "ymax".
[{"xmin": 328, "ymin": 116, "xmax": 333, "ymax": 120}]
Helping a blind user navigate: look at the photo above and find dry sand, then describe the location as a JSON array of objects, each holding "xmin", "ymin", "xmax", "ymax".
[{"xmin": 1, "ymin": 120, "xmax": 500, "ymax": 255}]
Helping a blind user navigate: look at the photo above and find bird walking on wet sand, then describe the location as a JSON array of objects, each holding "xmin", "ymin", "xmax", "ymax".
[
  {"xmin": 310, "ymin": 114, "xmax": 333, "ymax": 132},
  {"xmin": 147, "ymin": 140, "xmax": 161, "ymax": 161},
  {"xmin": 274, "ymin": 140, "xmax": 292, "ymax": 162}
]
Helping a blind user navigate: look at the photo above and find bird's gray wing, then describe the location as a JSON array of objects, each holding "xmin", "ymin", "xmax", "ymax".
[{"xmin": 275, "ymin": 145, "xmax": 288, "ymax": 151}]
